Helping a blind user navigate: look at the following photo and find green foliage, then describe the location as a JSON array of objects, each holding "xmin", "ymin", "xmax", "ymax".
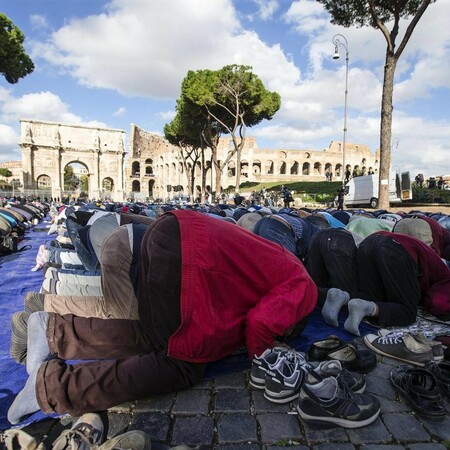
[
  {"xmin": 0, "ymin": 167, "xmax": 13, "ymax": 177},
  {"xmin": 0, "ymin": 13, "xmax": 34, "ymax": 83},
  {"xmin": 412, "ymin": 187, "xmax": 450, "ymax": 204},
  {"xmin": 316, "ymin": 0, "xmax": 436, "ymax": 28}
]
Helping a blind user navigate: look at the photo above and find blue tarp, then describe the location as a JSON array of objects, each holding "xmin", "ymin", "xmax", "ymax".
[{"xmin": 0, "ymin": 219, "xmax": 377, "ymax": 431}]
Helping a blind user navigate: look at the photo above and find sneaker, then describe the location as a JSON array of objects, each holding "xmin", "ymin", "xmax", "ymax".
[
  {"xmin": 377, "ymin": 330, "xmax": 444, "ymax": 362},
  {"xmin": 249, "ymin": 347, "xmax": 289, "ymax": 389},
  {"xmin": 52, "ymin": 413, "xmax": 104, "ymax": 450},
  {"xmin": 364, "ymin": 333, "xmax": 433, "ymax": 366},
  {"xmin": 10, "ymin": 311, "xmax": 31, "ymax": 365},
  {"xmin": 412, "ymin": 334, "xmax": 444, "ymax": 362},
  {"xmin": 98, "ymin": 431, "xmax": 150, "ymax": 450},
  {"xmin": 307, "ymin": 360, "xmax": 366, "ymax": 394},
  {"xmin": 297, "ymin": 376, "xmax": 380, "ymax": 428},
  {"xmin": 264, "ymin": 351, "xmax": 307, "ymax": 403}
]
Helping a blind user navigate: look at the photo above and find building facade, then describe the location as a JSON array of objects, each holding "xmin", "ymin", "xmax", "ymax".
[
  {"xmin": 20, "ymin": 119, "xmax": 126, "ymax": 201},
  {"xmin": 124, "ymin": 124, "xmax": 379, "ymax": 201},
  {"xmin": 12, "ymin": 120, "xmax": 379, "ymax": 202}
]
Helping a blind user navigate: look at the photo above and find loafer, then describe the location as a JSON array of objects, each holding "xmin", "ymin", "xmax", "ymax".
[
  {"xmin": 390, "ymin": 365, "xmax": 445, "ymax": 420},
  {"xmin": 307, "ymin": 335, "xmax": 345, "ymax": 361},
  {"xmin": 326, "ymin": 343, "xmax": 377, "ymax": 374}
]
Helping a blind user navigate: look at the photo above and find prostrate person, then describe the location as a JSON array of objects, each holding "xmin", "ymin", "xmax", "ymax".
[
  {"xmin": 8, "ymin": 210, "xmax": 317, "ymax": 424},
  {"xmin": 321, "ymin": 231, "xmax": 450, "ymax": 336}
]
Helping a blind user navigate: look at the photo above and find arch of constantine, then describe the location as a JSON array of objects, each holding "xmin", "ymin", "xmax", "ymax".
[
  {"xmin": 16, "ymin": 120, "xmax": 378, "ymax": 202},
  {"xmin": 20, "ymin": 119, "xmax": 126, "ymax": 201}
]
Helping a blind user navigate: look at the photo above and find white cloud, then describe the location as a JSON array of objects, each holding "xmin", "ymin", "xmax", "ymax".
[
  {"xmin": 30, "ymin": 14, "xmax": 50, "ymax": 31},
  {"xmin": 252, "ymin": 0, "xmax": 279, "ymax": 21},
  {"xmin": 158, "ymin": 110, "xmax": 176, "ymax": 121},
  {"xmin": 113, "ymin": 107, "xmax": 126, "ymax": 117}
]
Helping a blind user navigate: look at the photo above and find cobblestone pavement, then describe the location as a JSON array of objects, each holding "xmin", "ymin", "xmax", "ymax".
[{"xmin": 20, "ymin": 346, "xmax": 450, "ymax": 450}]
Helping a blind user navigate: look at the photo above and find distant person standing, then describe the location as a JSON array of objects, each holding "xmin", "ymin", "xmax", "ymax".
[{"xmin": 337, "ymin": 186, "xmax": 345, "ymax": 211}]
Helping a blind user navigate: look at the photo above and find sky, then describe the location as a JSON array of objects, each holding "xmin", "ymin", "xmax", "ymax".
[{"xmin": 0, "ymin": 0, "xmax": 449, "ymax": 178}]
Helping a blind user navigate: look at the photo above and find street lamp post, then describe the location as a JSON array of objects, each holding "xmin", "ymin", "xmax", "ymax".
[{"xmin": 332, "ymin": 33, "xmax": 349, "ymax": 185}]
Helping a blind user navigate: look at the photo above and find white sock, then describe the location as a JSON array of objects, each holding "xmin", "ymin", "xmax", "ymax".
[
  {"xmin": 321, "ymin": 288, "xmax": 350, "ymax": 327},
  {"xmin": 344, "ymin": 299, "xmax": 377, "ymax": 336},
  {"xmin": 7, "ymin": 368, "xmax": 40, "ymax": 425}
]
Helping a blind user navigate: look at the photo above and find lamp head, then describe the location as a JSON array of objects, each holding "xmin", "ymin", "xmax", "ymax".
[{"xmin": 333, "ymin": 45, "xmax": 340, "ymax": 59}]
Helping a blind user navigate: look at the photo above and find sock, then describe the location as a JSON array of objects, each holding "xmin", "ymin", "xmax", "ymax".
[
  {"xmin": 26, "ymin": 311, "xmax": 51, "ymax": 375},
  {"xmin": 7, "ymin": 368, "xmax": 40, "ymax": 425},
  {"xmin": 344, "ymin": 299, "xmax": 377, "ymax": 336},
  {"xmin": 321, "ymin": 288, "xmax": 350, "ymax": 327}
]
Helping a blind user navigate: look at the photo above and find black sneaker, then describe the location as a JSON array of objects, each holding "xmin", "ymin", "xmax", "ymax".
[
  {"xmin": 307, "ymin": 360, "xmax": 366, "ymax": 394},
  {"xmin": 249, "ymin": 347, "xmax": 289, "ymax": 389},
  {"xmin": 297, "ymin": 376, "xmax": 380, "ymax": 428},
  {"xmin": 264, "ymin": 351, "xmax": 307, "ymax": 403},
  {"xmin": 364, "ymin": 333, "xmax": 433, "ymax": 366}
]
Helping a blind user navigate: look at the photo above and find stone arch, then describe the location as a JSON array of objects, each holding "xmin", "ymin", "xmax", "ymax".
[
  {"xmin": 302, "ymin": 162, "xmax": 310, "ymax": 175},
  {"xmin": 132, "ymin": 161, "xmax": 140, "ymax": 176},
  {"xmin": 36, "ymin": 174, "xmax": 51, "ymax": 189},
  {"xmin": 227, "ymin": 161, "xmax": 236, "ymax": 177},
  {"xmin": 252, "ymin": 160, "xmax": 261, "ymax": 175},
  {"xmin": 132, "ymin": 180, "xmax": 140, "ymax": 192},
  {"xmin": 314, "ymin": 162, "xmax": 322, "ymax": 175},
  {"xmin": 145, "ymin": 165, "xmax": 153, "ymax": 175},
  {"xmin": 279, "ymin": 151, "xmax": 287, "ymax": 159},
  {"xmin": 148, "ymin": 179, "xmax": 155, "ymax": 198},
  {"xmin": 265, "ymin": 160, "xmax": 274, "ymax": 174},
  {"xmin": 101, "ymin": 177, "xmax": 114, "ymax": 197},
  {"xmin": 335, "ymin": 164, "xmax": 342, "ymax": 178},
  {"xmin": 241, "ymin": 160, "xmax": 249, "ymax": 178}
]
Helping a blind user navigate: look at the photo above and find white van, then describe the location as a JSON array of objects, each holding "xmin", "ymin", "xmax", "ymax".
[{"xmin": 343, "ymin": 171, "xmax": 412, "ymax": 208}]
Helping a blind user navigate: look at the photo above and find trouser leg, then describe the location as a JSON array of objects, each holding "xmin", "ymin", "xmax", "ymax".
[
  {"xmin": 357, "ymin": 233, "xmax": 421, "ymax": 326},
  {"xmin": 47, "ymin": 313, "xmax": 148, "ymax": 360},
  {"xmin": 306, "ymin": 228, "xmax": 358, "ymax": 304},
  {"xmin": 36, "ymin": 353, "xmax": 205, "ymax": 417}
]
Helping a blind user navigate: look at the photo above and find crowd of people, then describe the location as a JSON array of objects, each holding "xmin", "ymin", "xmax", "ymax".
[{"xmin": 2, "ymin": 195, "xmax": 450, "ymax": 436}]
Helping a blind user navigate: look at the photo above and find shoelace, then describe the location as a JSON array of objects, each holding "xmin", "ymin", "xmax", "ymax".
[{"xmin": 377, "ymin": 334, "xmax": 404, "ymax": 345}]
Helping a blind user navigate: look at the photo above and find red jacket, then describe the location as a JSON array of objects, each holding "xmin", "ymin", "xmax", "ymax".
[
  {"xmin": 378, "ymin": 231, "xmax": 450, "ymax": 316},
  {"xmin": 166, "ymin": 210, "xmax": 317, "ymax": 362}
]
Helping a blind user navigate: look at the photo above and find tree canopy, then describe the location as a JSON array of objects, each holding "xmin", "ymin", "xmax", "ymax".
[
  {"xmin": 166, "ymin": 65, "xmax": 280, "ymax": 196},
  {"xmin": 0, "ymin": 168, "xmax": 13, "ymax": 178},
  {"xmin": 317, "ymin": 0, "xmax": 435, "ymax": 209},
  {"xmin": 0, "ymin": 13, "xmax": 34, "ymax": 84}
]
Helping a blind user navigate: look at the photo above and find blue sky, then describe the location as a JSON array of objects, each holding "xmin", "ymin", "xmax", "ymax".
[{"xmin": 0, "ymin": 0, "xmax": 449, "ymax": 178}]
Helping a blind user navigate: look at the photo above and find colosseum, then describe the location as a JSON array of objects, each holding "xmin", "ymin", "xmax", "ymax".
[{"xmin": 125, "ymin": 124, "xmax": 378, "ymax": 201}]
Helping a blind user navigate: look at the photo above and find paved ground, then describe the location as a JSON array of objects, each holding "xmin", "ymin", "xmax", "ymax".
[{"xmin": 20, "ymin": 341, "xmax": 450, "ymax": 450}]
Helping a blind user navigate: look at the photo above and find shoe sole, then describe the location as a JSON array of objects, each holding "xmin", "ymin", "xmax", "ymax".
[
  {"xmin": 264, "ymin": 390, "xmax": 300, "ymax": 403},
  {"xmin": 249, "ymin": 377, "xmax": 265, "ymax": 390},
  {"xmin": 363, "ymin": 336, "xmax": 427, "ymax": 367},
  {"xmin": 297, "ymin": 405, "xmax": 380, "ymax": 428}
]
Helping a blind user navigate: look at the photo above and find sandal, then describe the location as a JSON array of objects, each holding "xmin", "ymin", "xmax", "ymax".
[
  {"xmin": 425, "ymin": 360, "xmax": 450, "ymax": 397},
  {"xmin": 390, "ymin": 366, "xmax": 445, "ymax": 420},
  {"xmin": 0, "ymin": 429, "xmax": 45, "ymax": 450}
]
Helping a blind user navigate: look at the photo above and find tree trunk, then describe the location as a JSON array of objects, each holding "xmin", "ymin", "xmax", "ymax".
[
  {"xmin": 378, "ymin": 52, "xmax": 397, "ymax": 210},
  {"xmin": 235, "ymin": 146, "xmax": 242, "ymax": 192}
]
